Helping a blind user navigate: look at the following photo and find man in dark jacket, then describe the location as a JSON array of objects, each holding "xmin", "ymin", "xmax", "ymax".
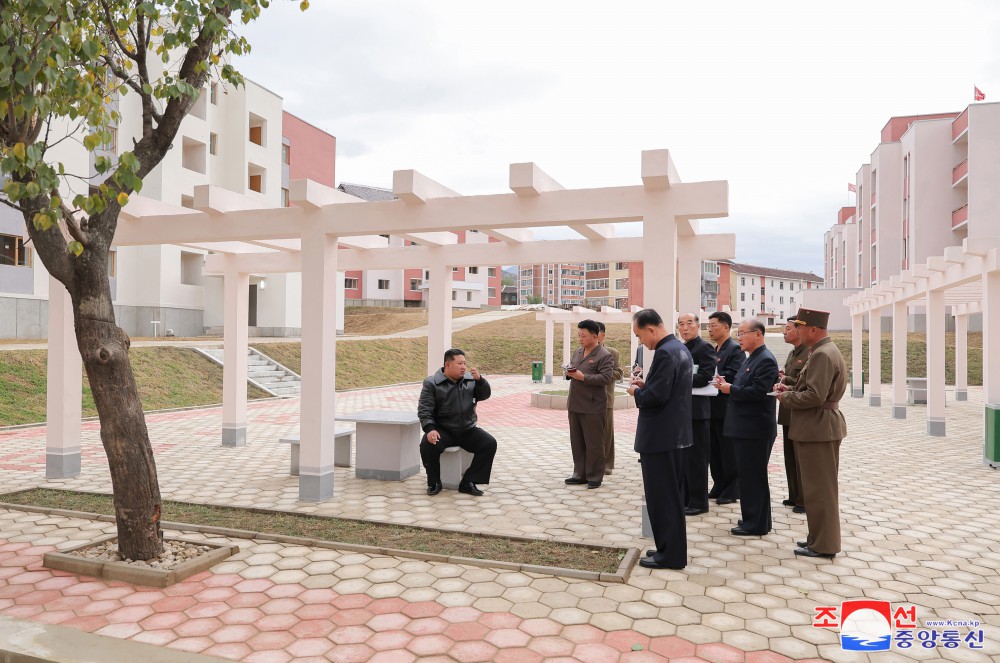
[
  {"xmin": 677, "ymin": 312, "xmax": 716, "ymax": 516},
  {"xmin": 707, "ymin": 311, "xmax": 745, "ymax": 504},
  {"xmin": 628, "ymin": 308, "xmax": 692, "ymax": 570},
  {"xmin": 418, "ymin": 349, "xmax": 497, "ymax": 497},
  {"xmin": 715, "ymin": 319, "xmax": 779, "ymax": 536},
  {"xmin": 778, "ymin": 315, "xmax": 810, "ymax": 514},
  {"xmin": 564, "ymin": 319, "xmax": 615, "ymax": 489}
]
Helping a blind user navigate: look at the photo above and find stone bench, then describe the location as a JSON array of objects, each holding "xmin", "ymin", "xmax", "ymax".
[
  {"xmin": 338, "ymin": 411, "xmax": 422, "ymax": 481},
  {"xmin": 279, "ymin": 428, "xmax": 354, "ymax": 476},
  {"xmin": 441, "ymin": 446, "xmax": 474, "ymax": 490},
  {"xmin": 907, "ymin": 377, "xmax": 928, "ymax": 405}
]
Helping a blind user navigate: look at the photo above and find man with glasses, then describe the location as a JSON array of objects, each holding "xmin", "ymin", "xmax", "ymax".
[
  {"xmin": 706, "ymin": 311, "xmax": 744, "ymax": 505},
  {"xmin": 714, "ymin": 319, "xmax": 778, "ymax": 536},
  {"xmin": 676, "ymin": 313, "xmax": 716, "ymax": 515},
  {"xmin": 777, "ymin": 315, "xmax": 809, "ymax": 514}
]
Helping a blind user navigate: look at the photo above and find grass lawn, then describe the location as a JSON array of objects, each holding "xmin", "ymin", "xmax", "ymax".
[
  {"xmin": 829, "ymin": 331, "xmax": 983, "ymax": 386},
  {"xmin": 343, "ymin": 306, "xmax": 481, "ymax": 336},
  {"xmin": 0, "ymin": 488, "xmax": 626, "ymax": 574}
]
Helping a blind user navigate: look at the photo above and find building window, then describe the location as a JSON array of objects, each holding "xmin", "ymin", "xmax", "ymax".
[
  {"xmin": 468, "ymin": 266, "xmax": 478, "ymax": 275},
  {"xmin": 281, "ymin": 143, "xmax": 290, "ymax": 165},
  {"xmin": 377, "ymin": 279, "xmax": 390, "ymax": 290},
  {"xmin": 0, "ymin": 234, "xmax": 29, "ymax": 267},
  {"xmin": 790, "ymin": 283, "xmax": 795, "ymax": 291},
  {"xmin": 180, "ymin": 251, "xmax": 202, "ymax": 286},
  {"xmin": 452, "ymin": 266, "xmax": 459, "ymax": 272},
  {"xmin": 488, "ymin": 287, "xmax": 496, "ymax": 298},
  {"xmin": 740, "ymin": 309, "xmax": 745, "ymax": 318},
  {"xmin": 586, "ymin": 279, "xmax": 609, "ymax": 290},
  {"xmin": 779, "ymin": 296, "xmax": 784, "ymax": 304},
  {"xmin": 615, "ymin": 278, "xmax": 628, "ymax": 290},
  {"xmin": 280, "ymin": 188, "xmax": 289, "ymax": 207},
  {"xmin": 101, "ymin": 127, "xmax": 118, "ymax": 153},
  {"xmin": 424, "ymin": 270, "xmax": 430, "ymax": 280},
  {"xmin": 209, "ymin": 133, "xmax": 218, "ymax": 155},
  {"xmin": 210, "ymin": 82, "xmax": 218, "ymax": 104},
  {"xmin": 740, "ymin": 293, "xmax": 745, "ymax": 302},
  {"xmin": 345, "ymin": 277, "xmax": 359, "ymax": 289},
  {"xmin": 248, "ymin": 163, "xmax": 265, "ymax": 193},
  {"xmin": 410, "ymin": 278, "xmax": 421, "ymax": 291},
  {"xmin": 452, "ymin": 291, "xmax": 457, "ymax": 301},
  {"xmin": 466, "ymin": 292, "xmax": 472, "ymax": 302},
  {"xmin": 780, "ymin": 281, "xmax": 784, "ymax": 290},
  {"xmin": 585, "ymin": 262, "xmax": 609, "ymax": 271},
  {"xmin": 740, "ymin": 277, "xmax": 745, "ymax": 286},
  {"xmin": 488, "ymin": 267, "xmax": 496, "ymax": 277},
  {"xmin": 615, "ymin": 262, "xmax": 627, "ymax": 270},
  {"xmin": 248, "ymin": 113, "xmax": 266, "ymax": 146}
]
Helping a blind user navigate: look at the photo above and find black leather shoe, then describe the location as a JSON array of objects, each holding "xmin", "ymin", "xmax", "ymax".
[
  {"xmin": 645, "ymin": 549, "xmax": 656, "ymax": 557},
  {"xmin": 731, "ymin": 527, "xmax": 763, "ymax": 536},
  {"xmin": 684, "ymin": 507, "xmax": 708, "ymax": 516},
  {"xmin": 797, "ymin": 540, "xmax": 808, "ymax": 548},
  {"xmin": 458, "ymin": 482, "xmax": 484, "ymax": 496},
  {"xmin": 716, "ymin": 498, "xmax": 737, "ymax": 505},
  {"xmin": 426, "ymin": 482, "xmax": 442, "ymax": 496},
  {"xmin": 587, "ymin": 481, "xmax": 601, "ymax": 489},
  {"xmin": 639, "ymin": 557, "xmax": 685, "ymax": 570},
  {"xmin": 564, "ymin": 477, "xmax": 587, "ymax": 485},
  {"xmin": 792, "ymin": 506, "xmax": 806, "ymax": 514},
  {"xmin": 782, "ymin": 499, "xmax": 795, "ymax": 507},
  {"xmin": 794, "ymin": 547, "xmax": 835, "ymax": 559}
]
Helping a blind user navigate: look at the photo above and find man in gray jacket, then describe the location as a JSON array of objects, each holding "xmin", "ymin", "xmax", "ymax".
[{"xmin": 418, "ymin": 349, "xmax": 497, "ymax": 497}]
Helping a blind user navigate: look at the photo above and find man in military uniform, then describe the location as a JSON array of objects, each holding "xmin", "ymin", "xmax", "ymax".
[
  {"xmin": 778, "ymin": 315, "xmax": 810, "ymax": 514},
  {"xmin": 776, "ymin": 308, "xmax": 847, "ymax": 559},
  {"xmin": 597, "ymin": 322, "xmax": 625, "ymax": 475}
]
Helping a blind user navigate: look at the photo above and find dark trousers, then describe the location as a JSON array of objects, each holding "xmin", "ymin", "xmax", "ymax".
[
  {"xmin": 732, "ymin": 436, "xmax": 773, "ymax": 534},
  {"xmin": 568, "ymin": 411, "xmax": 606, "ymax": 483},
  {"xmin": 708, "ymin": 418, "xmax": 740, "ymax": 500},
  {"xmin": 420, "ymin": 427, "xmax": 497, "ymax": 486},
  {"xmin": 602, "ymin": 407, "xmax": 615, "ymax": 471},
  {"xmin": 782, "ymin": 425, "xmax": 804, "ymax": 507},
  {"xmin": 640, "ymin": 450, "xmax": 687, "ymax": 569},
  {"xmin": 683, "ymin": 419, "xmax": 711, "ymax": 510}
]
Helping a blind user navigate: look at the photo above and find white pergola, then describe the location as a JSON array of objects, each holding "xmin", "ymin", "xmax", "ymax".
[
  {"xmin": 844, "ymin": 236, "xmax": 1000, "ymax": 467},
  {"xmin": 45, "ymin": 150, "xmax": 731, "ymax": 499}
]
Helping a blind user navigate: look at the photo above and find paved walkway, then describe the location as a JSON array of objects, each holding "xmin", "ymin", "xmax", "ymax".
[{"xmin": 1, "ymin": 377, "xmax": 999, "ymax": 661}]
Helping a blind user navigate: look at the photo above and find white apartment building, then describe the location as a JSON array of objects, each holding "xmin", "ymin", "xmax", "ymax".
[
  {"xmin": 721, "ymin": 261, "xmax": 822, "ymax": 326},
  {"xmin": 824, "ymin": 207, "xmax": 859, "ymax": 289}
]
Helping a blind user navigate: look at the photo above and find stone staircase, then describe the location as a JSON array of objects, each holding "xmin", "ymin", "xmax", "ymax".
[{"xmin": 195, "ymin": 347, "xmax": 302, "ymax": 397}]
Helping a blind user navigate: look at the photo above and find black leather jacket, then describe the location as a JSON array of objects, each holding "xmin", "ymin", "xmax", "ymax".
[{"xmin": 418, "ymin": 370, "xmax": 491, "ymax": 435}]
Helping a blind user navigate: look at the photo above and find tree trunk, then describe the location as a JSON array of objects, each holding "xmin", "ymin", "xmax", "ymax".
[{"xmin": 72, "ymin": 259, "xmax": 163, "ymax": 561}]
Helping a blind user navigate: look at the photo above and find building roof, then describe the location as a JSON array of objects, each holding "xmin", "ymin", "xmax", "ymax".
[
  {"xmin": 501, "ymin": 285, "xmax": 517, "ymax": 294},
  {"xmin": 337, "ymin": 182, "xmax": 396, "ymax": 202},
  {"xmin": 721, "ymin": 260, "xmax": 823, "ymax": 283}
]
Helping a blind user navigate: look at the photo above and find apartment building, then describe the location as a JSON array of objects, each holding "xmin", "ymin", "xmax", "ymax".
[
  {"xmin": 824, "ymin": 207, "xmax": 859, "ymax": 289},
  {"xmin": 717, "ymin": 260, "xmax": 822, "ymax": 325},
  {"xmin": 519, "ymin": 263, "xmax": 585, "ymax": 307}
]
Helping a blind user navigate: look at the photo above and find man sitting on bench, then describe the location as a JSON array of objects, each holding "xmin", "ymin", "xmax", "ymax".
[{"xmin": 418, "ymin": 348, "xmax": 497, "ymax": 496}]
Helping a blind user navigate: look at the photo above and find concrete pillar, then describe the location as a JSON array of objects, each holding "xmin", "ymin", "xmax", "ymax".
[
  {"xmin": 677, "ymin": 251, "xmax": 701, "ymax": 317},
  {"xmin": 221, "ymin": 266, "xmax": 249, "ymax": 447},
  {"xmin": 425, "ymin": 263, "xmax": 453, "ymax": 376},
  {"xmin": 562, "ymin": 322, "xmax": 572, "ymax": 367},
  {"xmin": 926, "ymin": 289, "xmax": 946, "ymax": 437},
  {"xmin": 299, "ymin": 230, "xmax": 339, "ymax": 501},
  {"xmin": 642, "ymin": 212, "xmax": 677, "ymax": 326},
  {"xmin": 984, "ymin": 269, "xmax": 1000, "ymax": 468},
  {"xmin": 45, "ymin": 276, "xmax": 82, "ymax": 479},
  {"xmin": 851, "ymin": 314, "xmax": 864, "ymax": 398},
  {"xmin": 892, "ymin": 301, "xmax": 908, "ymax": 419},
  {"xmin": 954, "ymin": 313, "xmax": 968, "ymax": 402},
  {"xmin": 544, "ymin": 319, "xmax": 554, "ymax": 384},
  {"xmin": 868, "ymin": 308, "xmax": 882, "ymax": 407}
]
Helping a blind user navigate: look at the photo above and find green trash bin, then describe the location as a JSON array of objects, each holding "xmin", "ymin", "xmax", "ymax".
[{"xmin": 531, "ymin": 361, "xmax": 543, "ymax": 383}]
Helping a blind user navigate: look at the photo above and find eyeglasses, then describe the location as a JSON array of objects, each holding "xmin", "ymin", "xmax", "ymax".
[{"xmin": 736, "ymin": 330, "xmax": 762, "ymax": 337}]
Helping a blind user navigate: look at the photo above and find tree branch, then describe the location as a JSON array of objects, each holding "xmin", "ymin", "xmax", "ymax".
[
  {"xmin": 101, "ymin": 55, "xmax": 144, "ymax": 97},
  {"xmin": 98, "ymin": 0, "xmax": 139, "ymax": 62},
  {"xmin": 64, "ymin": 211, "xmax": 91, "ymax": 246}
]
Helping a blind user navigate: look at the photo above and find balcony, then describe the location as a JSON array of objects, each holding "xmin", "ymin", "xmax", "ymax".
[
  {"xmin": 952, "ymin": 159, "xmax": 969, "ymax": 186},
  {"xmin": 870, "ymin": 191, "xmax": 877, "ymax": 207},
  {"xmin": 952, "ymin": 108, "xmax": 969, "ymax": 142},
  {"xmin": 952, "ymin": 204, "xmax": 969, "ymax": 229},
  {"xmin": 871, "ymin": 228, "xmax": 876, "ymax": 244}
]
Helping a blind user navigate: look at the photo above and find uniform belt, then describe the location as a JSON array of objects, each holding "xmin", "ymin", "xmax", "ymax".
[{"xmin": 821, "ymin": 401, "xmax": 839, "ymax": 410}]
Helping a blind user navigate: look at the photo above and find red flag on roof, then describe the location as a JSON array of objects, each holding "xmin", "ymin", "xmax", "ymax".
[
  {"xmin": 847, "ymin": 183, "xmax": 857, "ymax": 193},
  {"xmin": 975, "ymin": 86, "xmax": 985, "ymax": 101}
]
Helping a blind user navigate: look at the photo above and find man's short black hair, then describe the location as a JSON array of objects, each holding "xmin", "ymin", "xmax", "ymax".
[
  {"xmin": 708, "ymin": 311, "xmax": 732, "ymax": 328},
  {"xmin": 787, "ymin": 315, "xmax": 798, "ymax": 323},
  {"xmin": 578, "ymin": 319, "xmax": 600, "ymax": 335},
  {"xmin": 632, "ymin": 308, "xmax": 663, "ymax": 328},
  {"xmin": 443, "ymin": 348, "xmax": 465, "ymax": 364},
  {"xmin": 596, "ymin": 321, "xmax": 606, "ymax": 334}
]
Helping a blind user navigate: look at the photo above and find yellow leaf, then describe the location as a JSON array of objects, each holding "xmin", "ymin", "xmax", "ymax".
[
  {"xmin": 300, "ymin": 0, "xmax": 309, "ymax": 9},
  {"xmin": 117, "ymin": 192, "xmax": 129, "ymax": 206},
  {"xmin": 12, "ymin": 143, "xmax": 26, "ymax": 161}
]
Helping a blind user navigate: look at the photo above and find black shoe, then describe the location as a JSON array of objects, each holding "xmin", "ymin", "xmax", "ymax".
[
  {"xmin": 716, "ymin": 498, "xmax": 737, "ymax": 505},
  {"xmin": 684, "ymin": 507, "xmax": 708, "ymax": 516},
  {"xmin": 782, "ymin": 499, "xmax": 795, "ymax": 507},
  {"xmin": 645, "ymin": 549, "xmax": 656, "ymax": 557},
  {"xmin": 426, "ymin": 482, "xmax": 442, "ymax": 496},
  {"xmin": 458, "ymin": 481, "xmax": 484, "ymax": 496},
  {"xmin": 797, "ymin": 540, "xmax": 808, "ymax": 548},
  {"xmin": 794, "ymin": 547, "xmax": 835, "ymax": 559},
  {"xmin": 564, "ymin": 477, "xmax": 587, "ymax": 485},
  {"xmin": 731, "ymin": 527, "xmax": 763, "ymax": 536},
  {"xmin": 792, "ymin": 506, "xmax": 806, "ymax": 514},
  {"xmin": 639, "ymin": 557, "xmax": 685, "ymax": 570},
  {"xmin": 587, "ymin": 481, "xmax": 602, "ymax": 489},
  {"xmin": 708, "ymin": 490, "xmax": 720, "ymax": 499}
]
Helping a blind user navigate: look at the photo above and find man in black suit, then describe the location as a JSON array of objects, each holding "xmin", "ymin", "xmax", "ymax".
[
  {"xmin": 707, "ymin": 311, "xmax": 744, "ymax": 505},
  {"xmin": 627, "ymin": 308, "xmax": 692, "ymax": 570},
  {"xmin": 677, "ymin": 312, "xmax": 716, "ymax": 516},
  {"xmin": 715, "ymin": 319, "xmax": 779, "ymax": 535}
]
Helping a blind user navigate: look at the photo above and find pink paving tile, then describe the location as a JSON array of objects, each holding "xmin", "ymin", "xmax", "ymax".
[
  {"xmin": 332, "ymin": 593, "xmax": 373, "ymax": 609},
  {"xmin": 95, "ymin": 622, "xmax": 144, "ymax": 639},
  {"xmin": 0, "ymin": 568, "xmax": 22, "ymax": 581},
  {"xmin": 604, "ymin": 630, "xmax": 652, "ymax": 652},
  {"xmin": 61, "ymin": 580, "xmax": 109, "ymax": 596},
  {"xmin": 297, "ymin": 588, "xmax": 337, "ymax": 604},
  {"xmin": 696, "ymin": 642, "xmax": 747, "ymax": 663},
  {"xmin": 152, "ymin": 595, "xmax": 198, "ymax": 612},
  {"xmin": 528, "ymin": 635, "xmax": 576, "ymax": 657},
  {"xmin": 226, "ymin": 591, "xmax": 270, "ymax": 609},
  {"xmin": 448, "ymin": 640, "xmax": 499, "ymax": 663},
  {"xmin": 132, "ymin": 629, "xmax": 179, "ymax": 646},
  {"xmin": 203, "ymin": 642, "xmax": 253, "ymax": 660},
  {"xmin": 285, "ymin": 637, "xmax": 334, "ymax": 657},
  {"xmin": 43, "ymin": 595, "xmax": 90, "ymax": 611},
  {"xmin": 574, "ymin": 642, "xmax": 624, "ymax": 663},
  {"xmin": 649, "ymin": 636, "xmax": 698, "ymax": 658},
  {"xmin": 521, "ymin": 617, "xmax": 563, "ymax": 637},
  {"xmin": 33, "ymin": 610, "xmax": 75, "ymax": 625},
  {"xmin": 493, "ymin": 647, "xmax": 545, "ymax": 663},
  {"xmin": 326, "ymin": 643, "xmax": 377, "ymax": 663},
  {"xmin": 330, "ymin": 607, "xmax": 374, "ymax": 626},
  {"xmin": 106, "ymin": 605, "xmax": 155, "ymax": 623},
  {"xmin": 400, "ymin": 600, "xmax": 445, "ymax": 618},
  {"xmin": 34, "ymin": 576, "xmax": 79, "ymax": 591},
  {"xmin": 367, "ymin": 651, "xmax": 417, "ymax": 663},
  {"xmin": 245, "ymin": 650, "xmax": 294, "ymax": 663},
  {"xmin": 6, "ymin": 571, "xmax": 49, "ymax": 585},
  {"xmin": 235, "ymin": 578, "xmax": 274, "ymax": 593},
  {"xmin": 405, "ymin": 634, "xmax": 454, "ymax": 656},
  {"xmin": 259, "ymin": 597, "xmax": 304, "ymax": 616},
  {"xmin": 404, "ymin": 616, "xmax": 448, "ymax": 636},
  {"xmin": 443, "ymin": 620, "xmax": 489, "ymax": 642},
  {"xmin": 255, "ymin": 613, "xmax": 300, "ymax": 632},
  {"xmin": 747, "ymin": 653, "xmax": 795, "ymax": 663},
  {"xmin": 0, "ymin": 599, "xmax": 11, "ymax": 611},
  {"xmin": 16, "ymin": 590, "xmax": 62, "ymax": 606},
  {"xmin": 329, "ymin": 624, "xmax": 374, "ymax": 645},
  {"xmin": 169, "ymin": 637, "xmax": 214, "ymax": 653},
  {"xmin": 219, "ymin": 607, "xmax": 267, "ymax": 625},
  {"xmin": 194, "ymin": 586, "xmax": 238, "ymax": 602},
  {"xmin": 120, "ymin": 591, "xmax": 164, "ymax": 606},
  {"xmin": 60, "ymin": 615, "xmax": 110, "ymax": 632},
  {"xmin": 367, "ymin": 612, "xmax": 411, "ymax": 631},
  {"xmin": 247, "ymin": 630, "xmax": 297, "ymax": 651},
  {"xmin": 439, "ymin": 605, "xmax": 481, "ymax": 623},
  {"xmin": 0, "ymin": 586, "xmax": 36, "ymax": 601},
  {"xmin": 92, "ymin": 586, "xmax": 133, "ymax": 601},
  {"xmin": 485, "ymin": 627, "xmax": 532, "ymax": 648},
  {"xmin": 561, "ymin": 623, "xmax": 606, "ymax": 644},
  {"xmin": 202, "ymin": 573, "xmax": 243, "ymax": 587},
  {"xmin": 477, "ymin": 611, "xmax": 522, "ymax": 629},
  {"xmin": 186, "ymin": 571, "xmax": 212, "ymax": 583},
  {"xmin": 291, "ymin": 602, "xmax": 339, "ymax": 621},
  {"xmin": 367, "ymin": 597, "xmax": 410, "ymax": 615},
  {"xmin": 139, "ymin": 611, "xmax": 188, "ymax": 630},
  {"xmin": 210, "ymin": 623, "xmax": 260, "ymax": 643},
  {"xmin": 263, "ymin": 583, "xmax": 303, "ymax": 599},
  {"xmin": 289, "ymin": 619, "xmax": 335, "ymax": 639},
  {"xmin": 161, "ymin": 581, "xmax": 205, "ymax": 597},
  {"xmin": 174, "ymin": 617, "xmax": 224, "ymax": 638},
  {"xmin": 621, "ymin": 652, "xmax": 679, "ymax": 662},
  {"xmin": 78, "ymin": 600, "xmax": 122, "ymax": 617},
  {"xmin": 367, "ymin": 629, "xmax": 415, "ymax": 652},
  {"xmin": 184, "ymin": 601, "xmax": 229, "ymax": 619}
]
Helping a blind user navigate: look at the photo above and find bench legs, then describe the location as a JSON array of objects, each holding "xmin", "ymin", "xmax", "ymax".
[
  {"xmin": 440, "ymin": 449, "xmax": 473, "ymax": 490},
  {"xmin": 334, "ymin": 434, "xmax": 352, "ymax": 468},
  {"xmin": 289, "ymin": 446, "xmax": 300, "ymax": 477}
]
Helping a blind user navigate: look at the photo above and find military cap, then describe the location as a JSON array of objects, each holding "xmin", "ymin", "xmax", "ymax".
[{"xmin": 794, "ymin": 308, "xmax": 829, "ymax": 329}]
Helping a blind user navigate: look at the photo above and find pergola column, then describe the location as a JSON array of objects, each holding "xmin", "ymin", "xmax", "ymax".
[
  {"xmin": 891, "ymin": 301, "xmax": 908, "ymax": 419},
  {"xmin": 562, "ymin": 322, "xmax": 572, "ymax": 367},
  {"xmin": 544, "ymin": 320, "xmax": 554, "ymax": 384},
  {"xmin": 299, "ymin": 229, "xmax": 339, "ymax": 501},
  {"xmin": 954, "ymin": 313, "xmax": 968, "ymax": 402},
  {"xmin": 221, "ymin": 265, "xmax": 249, "ymax": 447},
  {"xmin": 45, "ymin": 276, "xmax": 82, "ymax": 479},
  {"xmin": 926, "ymin": 289, "xmax": 946, "ymax": 437},
  {"xmin": 425, "ymin": 263, "xmax": 453, "ymax": 376},
  {"xmin": 984, "ymin": 269, "xmax": 1000, "ymax": 467},
  {"xmin": 851, "ymin": 314, "xmax": 864, "ymax": 398},
  {"xmin": 868, "ymin": 307, "xmax": 882, "ymax": 407},
  {"xmin": 677, "ymin": 250, "xmax": 701, "ymax": 316},
  {"xmin": 642, "ymin": 212, "xmax": 677, "ymax": 325}
]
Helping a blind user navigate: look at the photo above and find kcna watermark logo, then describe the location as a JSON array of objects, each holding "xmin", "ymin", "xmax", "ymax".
[{"xmin": 813, "ymin": 600, "xmax": 986, "ymax": 652}]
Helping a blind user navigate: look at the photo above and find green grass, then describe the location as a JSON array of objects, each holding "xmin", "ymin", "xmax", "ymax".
[
  {"xmin": 829, "ymin": 332, "xmax": 983, "ymax": 385},
  {"xmin": 0, "ymin": 488, "xmax": 626, "ymax": 573}
]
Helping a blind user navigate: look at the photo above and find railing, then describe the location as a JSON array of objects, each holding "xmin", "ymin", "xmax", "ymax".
[
  {"xmin": 952, "ymin": 159, "xmax": 969, "ymax": 185},
  {"xmin": 952, "ymin": 204, "xmax": 969, "ymax": 228},
  {"xmin": 952, "ymin": 108, "xmax": 969, "ymax": 141}
]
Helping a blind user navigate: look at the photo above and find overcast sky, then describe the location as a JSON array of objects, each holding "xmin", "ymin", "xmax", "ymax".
[{"xmin": 236, "ymin": 0, "xmax": 1000, "ymax": 274}]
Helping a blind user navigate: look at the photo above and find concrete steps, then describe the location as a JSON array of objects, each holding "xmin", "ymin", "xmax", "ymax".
[{"xmin": 195, "ymin": 347, "xmax": 301, "ymax": 397}]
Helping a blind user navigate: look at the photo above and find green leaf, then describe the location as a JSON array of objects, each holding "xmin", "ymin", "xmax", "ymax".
[{"xmin": 67, "ymin": 241, "xmax": 84, "ymax": 257}]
